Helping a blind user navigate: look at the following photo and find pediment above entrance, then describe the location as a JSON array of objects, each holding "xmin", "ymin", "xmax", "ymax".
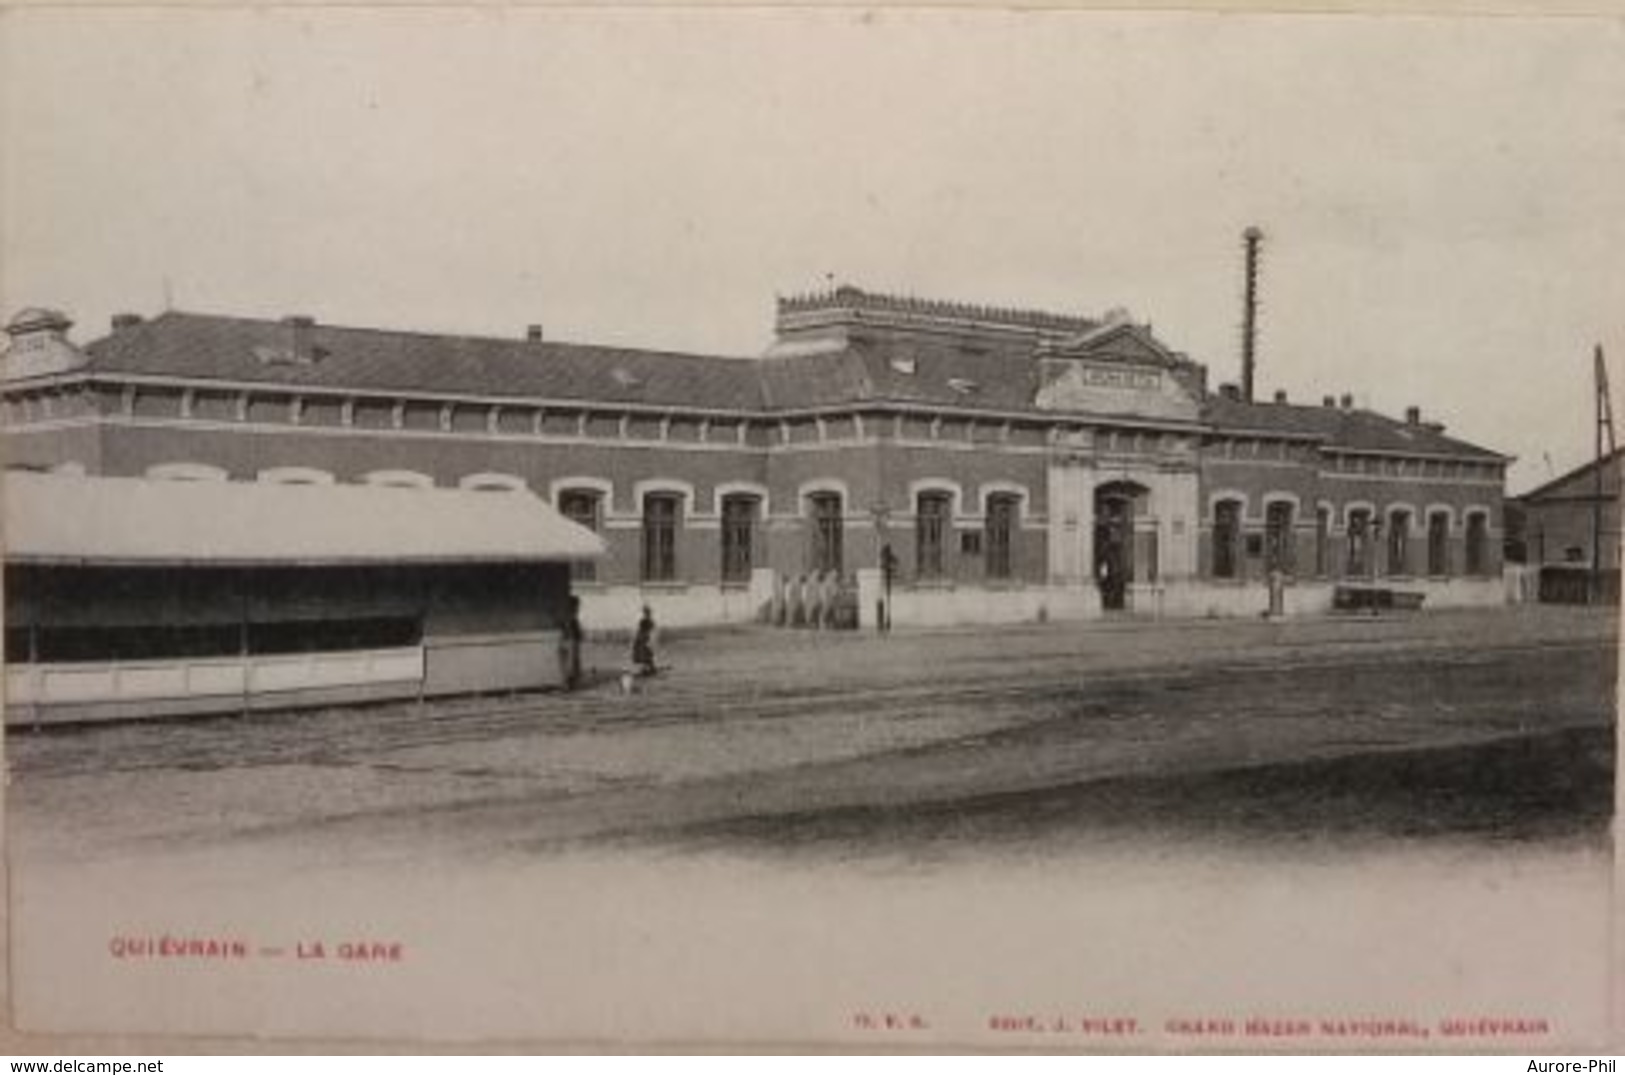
[
  {"xmin": 1033, "ymin": 354, "xmax": 1202, "ymax": 422},
  {"xmin": 1051, "ymin": 321, "xmax": 1176, "ymax": 365}
]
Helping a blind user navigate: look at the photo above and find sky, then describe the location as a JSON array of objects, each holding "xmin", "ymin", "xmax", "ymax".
[{"xmin": 4, "ymin": 7, "xmax": 1623, "ymax": 491}]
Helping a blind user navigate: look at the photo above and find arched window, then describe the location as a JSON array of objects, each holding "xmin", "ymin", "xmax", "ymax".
[
  {"xmin": 915, "ymin": 491, "xmax": 951, "ymax": 580},
  {"xmin": 1346, "ymin": 508, "xmax": 1373, "ymax": 577},
  {"xmin": 720, "ymin": 494, "xmax": 759, "ymax": 585},
  {"xmin": 1265, "ymin": 501, "xmax": 1295, "ymax": 575},
  {"xmin": 1387, "ymin": 509, "xmax": 1412, "ymax": 577},
  {"xmin": 985, "ymin": 493, "xmax": 1019, "ymax": 581},
  {"xmin": 1212, "ymin": 499, "xmax": 1242, "ymax": 579},
  {"xmin": 807, "ymin": 492, "xmax": 843, "ymax": 575},
  {"xmin": 557, "ymin": 488, "xmax": 603, "ymax": 583},
  {"xmin": 641, "ymin": 493, "xmax": 680, "ymax": 583},
  {"xmin": 256, "ymin": 466, "xmax": 334, "ymax": 486},
  {"xmin": 459, "ymin": 472, "xmax": 526, "ymax": 493},
  {"xmin": 1466, "ymin": 512, "xmax": 1489, "ymax": 576},
  {"xmin": 1427, "ymin": 512, "xmax": 1450, "ymax": 576}
]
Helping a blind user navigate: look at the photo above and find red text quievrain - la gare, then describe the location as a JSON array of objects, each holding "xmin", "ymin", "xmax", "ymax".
[{"xmin": 107, "ymin": 933, "xmax": 404, "ymax": 964}]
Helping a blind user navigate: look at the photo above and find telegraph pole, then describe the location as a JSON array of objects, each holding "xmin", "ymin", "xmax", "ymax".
[{"xmin": 1592, "ymin": 345, "xmax": 1616, "ymax": 604}]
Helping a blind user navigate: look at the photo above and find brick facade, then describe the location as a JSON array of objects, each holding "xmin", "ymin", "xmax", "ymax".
[{"xmin": 1, "ymin": 294, "xmax": 1510, "ymax": 626}]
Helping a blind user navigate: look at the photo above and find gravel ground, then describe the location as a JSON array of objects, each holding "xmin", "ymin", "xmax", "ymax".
[
  {"xmin": 4, "ymin": 606, "xmax": 1617, "ymax": 1048},
  {"xmin": 6, "ymin": 605, "xmax": 1616, "ymax": 866}
]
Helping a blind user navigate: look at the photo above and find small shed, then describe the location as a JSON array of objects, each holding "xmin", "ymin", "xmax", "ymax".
[{"xmin": 3, "ymin": 472, "xmax": 605, "ymax": 725}]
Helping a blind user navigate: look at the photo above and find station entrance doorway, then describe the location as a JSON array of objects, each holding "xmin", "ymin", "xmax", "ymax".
[{"xmin": 1094, "ymin": 481, "xmax": 1148, "ymax": 612}]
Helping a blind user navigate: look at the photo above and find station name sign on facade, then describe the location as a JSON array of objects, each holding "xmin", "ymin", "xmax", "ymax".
[
  {"xmin": 1072, "ymin": 361, "xmax": 1161, "ymax": 392},
  {"xmin": 1034, "ymin": 357, "xmax": 1196, "ymax": 422}
]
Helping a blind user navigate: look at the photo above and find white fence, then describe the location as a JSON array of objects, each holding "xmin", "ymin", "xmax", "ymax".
[{"xmin": 7, "ymin": 646, "xmax": 425, "ymax": 708}]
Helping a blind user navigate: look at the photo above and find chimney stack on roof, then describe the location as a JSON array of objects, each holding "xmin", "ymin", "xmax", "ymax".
[
  {"xmin": 526, "ymin": 324, "xmax": 544, "ymax": 342},
  {"xmin": 1340, "ymin": 393, "xmax": 1354, "ymax": 410},
  {"xmin": 111, "ymin": 313, "xmax": 144, "ymax": 332},
  {"xmin": 1219, "ymin": 382, "xmax": 1241, "ymax": 401},
  {"xmin": 282, "ymin": 315, "xmax": 317, "ymax": 363},
  {"xmin": 1273, "ymin": 389, "xmax": 1287, "ymax": 404},
  {"xmin": 1405, "ymin": 405, "xmax": 1421, "ymax": 425},
  {"xmin": 1322, "ymin": 395, "xmax": 1337, "ymax": 408}
]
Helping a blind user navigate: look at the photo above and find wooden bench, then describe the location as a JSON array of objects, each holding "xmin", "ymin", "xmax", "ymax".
[{"xmin": 1333, "ymin": 585, "xmax": 1426, "ymax": 613}]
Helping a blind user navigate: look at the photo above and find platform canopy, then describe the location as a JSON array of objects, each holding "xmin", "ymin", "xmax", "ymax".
[{"xmin": 2, "ymin": 471, "xmax": 607, "ymax": 566}]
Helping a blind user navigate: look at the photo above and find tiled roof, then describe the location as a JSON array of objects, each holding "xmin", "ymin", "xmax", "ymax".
[
  {"xmin": 85, "ymin": 311, "xmax": 1068, "ymax": 418},
  {"xmin": 848, "ymin": 336, "xmax": 1040, "ymax": 411},
  {"xmin": 1203, "ymin": 395, "xmax": 1504, "ymax": 459},
  {"xmin": 1513, "ymin": 447, "xmax": 1624, "ymax": 501},
  {"xmin": 70, "ymin": 310, "xmax": 1505, "ymax": 460},
  {"xmin": 84, "ymin": 312, "xmax": 767, "ymax": 413},
  {"xmin": 756, "ymin": 348, "xmax": 876, "ymax": 410}
]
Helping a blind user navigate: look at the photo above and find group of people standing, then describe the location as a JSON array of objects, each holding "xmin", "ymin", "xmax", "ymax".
[{"xmin": 559, "ymin": 598, "xmax": 658, "ymax": 693}]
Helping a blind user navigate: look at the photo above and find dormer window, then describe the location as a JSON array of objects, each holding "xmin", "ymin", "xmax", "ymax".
[
  {"xmin": 254, "ymin": 315, "xmax": 327, "ymax": 365},
  {"xmin": 252, "ymin": 345, "xmax": 325, "ymax": 366},
  {"xmin": 947, "ymin": 377, "xmax": 979, "ymax": 395},
  {"xmin": 889, "ymin": 356, "xmax": 917, "ymax": 375},
  {"xmin": 610, "ymin": 367, "xmax": 643, "ymax": 388}
]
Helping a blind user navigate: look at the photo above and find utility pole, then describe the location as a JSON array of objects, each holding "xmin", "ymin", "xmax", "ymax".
[{"xmin": 1592, "ymin": 345, "xmax": 1616, "ymax": 604}]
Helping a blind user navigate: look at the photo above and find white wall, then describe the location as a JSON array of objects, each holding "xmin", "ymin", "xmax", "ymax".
[
  {"xmin": 576, "ymin": 582, "xmax": 770, "ymax": 633},
  {"xmin": 1162, "ymin": 577, "xmax": 1507, "ymax": 620},
  {"xmin": 575, "ymin": 569, "xmax": 1508, "ymax": 634}
]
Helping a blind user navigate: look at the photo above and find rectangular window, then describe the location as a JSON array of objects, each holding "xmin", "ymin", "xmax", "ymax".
[
  {"xmin": 641, "ymin": 493, "xmax": 680, "ymax": 582},
  {"xmin": 558, "ymin": 489, "xmax": 603, "ymax": 583},
  {"xmin": 1265, "ymin": 501, "xmax": 1295, "ymax": 575},
  {"xmin": 985, "ymin": 494, "xmax": 1018, "ymax": 580},
  {"xmin": 720, "ymin": 495, "xmax": 759, "ymax": 585},
  {"xmin": 916, "ymin": 492, "xmax": 951, "ymax": 580},
  {"xmin": 1212, "ymin": 501, "xmax": 1242, "ymax": 579},
  {"xmin": 248, "ymin": 617, "xmax": 421, "ymax": 655},
  {"xmin": 1387, "ymin": 511, "xmax": 1411, "ymax": 577},
  {"xmin": 1466, "ymin": 513, "xmax": 1489, "ymax": 576},
  {"xmin": 1314, "ymin": 506, "xmax": 1331, "ymax": 577},
  {"xmin": 3, "ymin": 627, "xmax": 29, "ymax": 662},
  {"xmin": 1347, "ymin": 509, "xmax": 1372, "ymax": 577},
  {"xmin": 25, "ymin": 618, "xmax": 420, "ymax": 663},
  {"xmin": 1428, "ymin": 513, "xmax": 1450, "ymax": 576},
  {"xmin": 808, "ymin": 492, "xmax": 843, "ymax": 576}
]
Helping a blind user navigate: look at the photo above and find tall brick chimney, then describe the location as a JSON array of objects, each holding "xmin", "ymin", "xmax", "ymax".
[{"xmin": 1240, "ymin": 226, "xmax": 1264, "ymax": 403}]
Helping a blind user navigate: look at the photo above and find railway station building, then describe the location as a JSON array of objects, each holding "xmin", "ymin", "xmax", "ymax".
[{"xmin": 0, "ymin": 289, "xmax": 1511, "ymax": 631}]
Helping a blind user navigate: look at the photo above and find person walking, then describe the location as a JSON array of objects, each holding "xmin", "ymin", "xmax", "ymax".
[
  {"xmin": 631, "ymin": 605, "xmax": 657, "ymax": 678},
  {"xmin": 560, "ymin": 595, "xmax": 584, "ymax": 690}
]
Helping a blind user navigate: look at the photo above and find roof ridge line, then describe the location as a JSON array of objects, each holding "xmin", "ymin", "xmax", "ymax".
[{"xmin": 141, "ymin": 309, "xmax": 761, "ymax": 365}]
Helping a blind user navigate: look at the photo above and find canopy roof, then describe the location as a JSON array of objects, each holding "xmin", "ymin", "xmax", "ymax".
[{"xmin": 2, "ymin": 471, "xmax": 607, "ymax": 566}]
